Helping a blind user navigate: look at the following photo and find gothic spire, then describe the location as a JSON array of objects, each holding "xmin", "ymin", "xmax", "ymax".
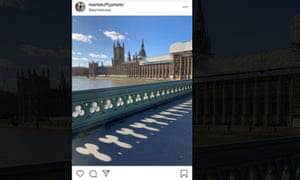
[
  {"xmin": 194, "ymin": 0, "xmax": 211, "ymax": 54},
  {"xmin": 128, "ymin": 51, "xmax": 131, "ymax": 61},
  {"xmin": 138, "ymin": 39, "xmax": 146, "ymax": 57}
]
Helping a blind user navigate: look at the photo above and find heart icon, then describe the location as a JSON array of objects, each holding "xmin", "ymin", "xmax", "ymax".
[{"xmin": 76, "ymin": 170, "xmax": 84, "ymax": 177}]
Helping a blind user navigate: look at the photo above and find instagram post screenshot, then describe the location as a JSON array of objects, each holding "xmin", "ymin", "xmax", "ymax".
[
  {"xmin": 72, "ymin": 0, "xmax": 192, "ymax": 179},
  {"xmin": 193, "ymin": 0, "xmax": 300, "ymax": 179},
  {"xmin": 0, "ymin": 0, "xmax": 71, "ymax": 179}
]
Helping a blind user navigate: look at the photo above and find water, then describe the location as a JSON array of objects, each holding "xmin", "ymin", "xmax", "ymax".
[{"xmin": 72, "ymin": 78, "xmax": 159, "ymax": 91}]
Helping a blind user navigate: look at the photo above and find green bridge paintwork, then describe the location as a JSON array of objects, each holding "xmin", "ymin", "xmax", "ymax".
[{"xmin": 72, "ymin": 80, "xmax": 192, "ymax": 133}]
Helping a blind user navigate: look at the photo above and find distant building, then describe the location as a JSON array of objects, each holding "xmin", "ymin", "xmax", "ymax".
[
  {"xmin": 73, "ymin": 39, "xmax": 192, "ymax": 80},
  {"xmin": 0, "ymin": 90, "xmax": 16, "ymax": 120},
  {"xmin": 193, "ymin": 12, "xmax": 300, "ymax": 127},
  {"xmin": 72, "ymin": 67, "xmax": 88, "ymax": 77},
  {"xmin": 17, "ymin": 70, "xmax": 70, "ymax": 127},
  {"xmin": 112, "ymin": 41, "xmax": 126, "ymax": 66},
  {"xmin": 88, "ymin": 61, "xmax": 99, "ymax": 79},
  {"xmin": 291, "ymin": 14, "xmax": 300, "ymax": 47},
  {"xmin": 193, "ymin": 0, "xmax": 211, "ymax": 54}
]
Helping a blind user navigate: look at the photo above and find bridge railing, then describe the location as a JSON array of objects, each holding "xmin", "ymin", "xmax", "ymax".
[
  {"xmin": 72, "ymin": 79, "xmax": 192, "ymax": 133},
  {"xmin": 193, "ymin": 136, "xmax": 300, "ymax": 179}
]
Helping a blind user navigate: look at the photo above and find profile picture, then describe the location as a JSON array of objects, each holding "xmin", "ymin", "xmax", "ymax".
[{"xmin": 75, "ymin": 1, "xmax": 86, "ymax": 12}]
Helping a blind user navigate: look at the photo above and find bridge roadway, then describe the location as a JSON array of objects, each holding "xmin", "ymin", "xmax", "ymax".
[{"xmin": 72, "ymin": 95, "xmax": 192, "ymax": 165}]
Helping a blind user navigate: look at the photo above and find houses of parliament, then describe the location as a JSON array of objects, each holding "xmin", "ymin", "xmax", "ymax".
[
  {"xmin": 72, "ymin": 39, "xmax": 192, "ymax": 80},
  {"xmin": 193, "ymin": 0, "xmax": 300, "ymax": 128}
]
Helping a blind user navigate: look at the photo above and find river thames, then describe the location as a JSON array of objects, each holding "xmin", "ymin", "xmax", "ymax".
[{"xmin": 72, "ymin": 77, "xmax": 167, "ymax": 91}]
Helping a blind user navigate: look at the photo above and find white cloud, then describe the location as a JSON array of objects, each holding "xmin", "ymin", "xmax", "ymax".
[
  {"xmin": 19, "ymin": 44, "xmax": 70, "ymax": 58},
  {"xmin": 72, "ymin": 51, "xmax": 82, "ymax": 55},
  {"xmin": 103, "ymin": 31, "xmax": 125, "ymax": 41},
  {"xmin": 72, "ymin": 33, "xmax": 94, "ymax": 43},
  {"xmin": 89, "ymin": 53, "xmax": 107, "ymax": 59},
  {"xmin": 72, "ymin": 57, "xmax": 89, "ymax": 61}
]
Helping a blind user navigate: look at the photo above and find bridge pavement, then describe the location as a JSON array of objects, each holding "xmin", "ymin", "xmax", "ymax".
[{"xmin": 72, "ymin": 95, "xmax": 192, "ymax": 165}]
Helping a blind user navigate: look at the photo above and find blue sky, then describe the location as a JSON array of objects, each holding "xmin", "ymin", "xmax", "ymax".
[{"xmin": 72, "ymin": 16, "xmax": 192, "ymax": 67}]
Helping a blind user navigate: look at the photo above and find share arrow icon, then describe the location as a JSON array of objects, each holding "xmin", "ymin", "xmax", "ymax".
[{"xmin": 102, "ymin": 170, "xmax": 110, "ymax": 177}]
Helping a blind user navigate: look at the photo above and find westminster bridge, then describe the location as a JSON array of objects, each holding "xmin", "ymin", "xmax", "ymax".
[
  {"xmin": 72, "ymin": 79, "xmax": 193, "ymax": 165},
  {"xmin": 1, "ymin": 79, "xmax": 300, "ymax": 179}
]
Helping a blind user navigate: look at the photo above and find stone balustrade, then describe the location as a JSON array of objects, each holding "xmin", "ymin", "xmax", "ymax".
[{"xmin": 72, "ymin": 80, "xmax": 192, "ymax": 133}]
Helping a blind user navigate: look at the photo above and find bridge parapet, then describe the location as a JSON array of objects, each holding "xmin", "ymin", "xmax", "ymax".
[
  {"xmin": 194, "ymin": 136, "xmax": 300, "ymax": 179},
  {"xmin": 72, "ymin": 80, "xmax": 192, "ymax": 133}
]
